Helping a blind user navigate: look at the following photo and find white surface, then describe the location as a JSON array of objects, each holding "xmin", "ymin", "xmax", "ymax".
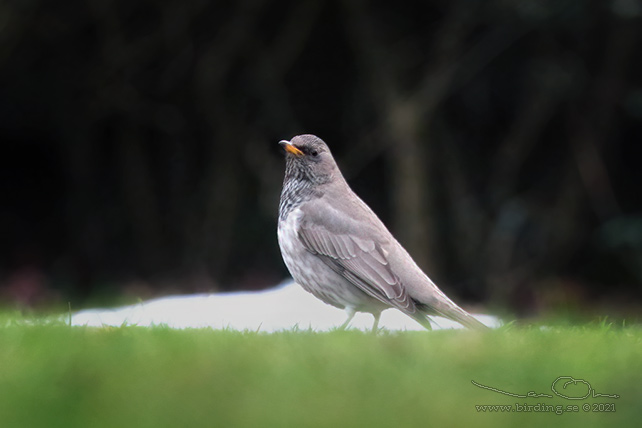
[{"xmin": 72, "ymin": 280, "xmax": 500, "ymax": 332}]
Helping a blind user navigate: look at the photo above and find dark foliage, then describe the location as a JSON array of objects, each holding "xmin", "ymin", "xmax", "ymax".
[{"xmin": 1, "ymin": 0, "xmax": 641, "ymax": 314}]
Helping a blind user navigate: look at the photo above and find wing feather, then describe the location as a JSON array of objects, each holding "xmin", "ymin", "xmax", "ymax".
[{"xmin": 298, "ymin": 223, "xmax": 415, "ymax": 313}]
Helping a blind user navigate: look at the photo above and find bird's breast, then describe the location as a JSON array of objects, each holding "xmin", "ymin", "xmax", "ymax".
[
  {"xmin": 277, "ymin": 206, "xmax": 389, "ymax": 311},
  {"xmin": 277, "ymin": 207, "xmax": 304, "ymax": 263}
]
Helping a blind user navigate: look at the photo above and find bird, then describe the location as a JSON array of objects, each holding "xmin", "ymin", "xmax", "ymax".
[{"xmin": 277, "ymin": 134, "xmax": 489, "ymax": 331}]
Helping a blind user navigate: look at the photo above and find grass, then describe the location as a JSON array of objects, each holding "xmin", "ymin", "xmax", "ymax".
[{"xmin": 0, "ymin": 316, "xmax": 640, "ymax": 428}]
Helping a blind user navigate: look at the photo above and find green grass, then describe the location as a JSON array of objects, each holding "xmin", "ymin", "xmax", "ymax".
[{"xmin": 0, "ymin": 318, "xmax": 640, "ymax": 428}]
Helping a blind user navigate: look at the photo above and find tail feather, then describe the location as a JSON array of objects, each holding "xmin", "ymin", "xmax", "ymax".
[
  {"xmin": 418, "ymin": 298, "xmax": 490, "ymax": 330},
  {"xmin": 448, "ymin": 309, "xmax": 489, "ymax": 330},
  {"xmin": 437, "ymin": 304, "xmax": 489, "ymax": 330}
]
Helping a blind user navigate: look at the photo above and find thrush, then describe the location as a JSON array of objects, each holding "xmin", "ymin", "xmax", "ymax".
[{"xmin": 277, "ymin": 134, "xmax": 488, "ymax": 331}]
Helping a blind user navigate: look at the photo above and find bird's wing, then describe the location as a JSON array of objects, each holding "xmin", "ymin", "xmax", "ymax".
[{"xmin": 298, "ymin": 221, "xmax": 416, "ymax": 314}]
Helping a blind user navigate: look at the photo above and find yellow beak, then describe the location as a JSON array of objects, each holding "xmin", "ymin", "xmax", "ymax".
[{"xmin": 279, "ymin": 140, "xmax": 304, "ymax": 156}]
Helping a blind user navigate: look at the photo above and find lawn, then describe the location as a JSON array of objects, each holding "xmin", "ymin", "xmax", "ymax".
[{"xmin": 0, "ymin": 318, "xmax": 640, "ymax": 428}]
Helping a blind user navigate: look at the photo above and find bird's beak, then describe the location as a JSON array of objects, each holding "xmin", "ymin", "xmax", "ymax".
[{"xmin": 279, "ymin": 140, "xmax": 304, "ymax": 156}]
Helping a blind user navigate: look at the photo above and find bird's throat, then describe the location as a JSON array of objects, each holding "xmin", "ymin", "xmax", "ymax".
[{"xmin": 279, "ymin": 173, "xmax": 317, "ymax": 222}]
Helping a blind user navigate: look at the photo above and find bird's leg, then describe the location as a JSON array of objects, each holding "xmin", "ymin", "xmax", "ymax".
[
  {"xmin": 371, "ymin": 312, "xmax": 381, "ymax": 334},
  {"xmin": 338, "ymin": 306, "xmax": 356, "ymax": 330}
]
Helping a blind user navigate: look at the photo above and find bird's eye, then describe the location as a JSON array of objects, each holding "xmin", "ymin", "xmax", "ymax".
[{"xmin": 310, "ymin": 149, "xmax": 319, "ymax": 157}]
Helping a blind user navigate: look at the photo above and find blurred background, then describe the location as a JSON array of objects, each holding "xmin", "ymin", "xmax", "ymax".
[{"xmin": 1, "ymin": 0, "xmax": 641, "ymax": 319}]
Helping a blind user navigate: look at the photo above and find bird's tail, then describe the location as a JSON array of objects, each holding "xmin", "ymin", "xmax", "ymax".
[
  {"xmin": 426, "ymin": 299, "xmax": 490, "ymax": 330},
  {"xmin": 447, "ymin": 308, "xmax": 489, "ymax": 330}
]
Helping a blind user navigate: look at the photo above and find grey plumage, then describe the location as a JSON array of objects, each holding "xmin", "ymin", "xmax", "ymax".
[{"xmin": 277, "ymin": 134, "xmax": 488, "ymax": 331}]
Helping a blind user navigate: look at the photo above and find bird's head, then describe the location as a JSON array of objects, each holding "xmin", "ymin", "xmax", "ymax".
[{"xmin": 279, "ymin": 134, "xmax": 338, "ymax": 185}]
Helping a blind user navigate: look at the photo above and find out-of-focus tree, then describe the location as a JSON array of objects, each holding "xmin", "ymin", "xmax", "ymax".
[{"xmin": 0, "ymin": 0, "xmax": 640, "ymax": 316}]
